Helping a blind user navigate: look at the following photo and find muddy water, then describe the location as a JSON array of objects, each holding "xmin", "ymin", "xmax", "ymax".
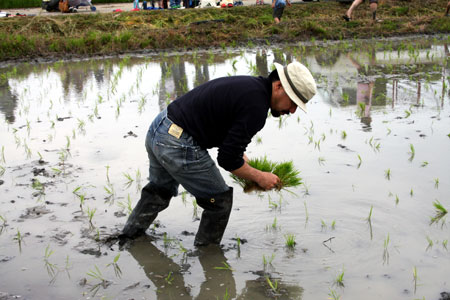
[{"xmin": 0, "ymin": 36, "xmax": 449, "ymax": 300}]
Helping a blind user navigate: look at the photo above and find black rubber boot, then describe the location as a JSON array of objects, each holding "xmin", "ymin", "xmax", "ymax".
[
  {"xmin": 120, "ymin": 183, "xmax": 172, "ymax": 241},
  {"xmin": 194, "ymin": 187, "xmax": 233, "ymax": 247}
]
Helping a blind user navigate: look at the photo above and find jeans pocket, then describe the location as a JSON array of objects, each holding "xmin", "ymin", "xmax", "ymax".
[{"xmin": 184, "ymin": 145, "xmax": 214, "ymax": 172}]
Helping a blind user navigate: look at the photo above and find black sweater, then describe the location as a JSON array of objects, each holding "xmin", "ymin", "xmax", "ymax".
[{"xmin": 167, "ymin": 76, "xmax": 272, "ymax": 171}]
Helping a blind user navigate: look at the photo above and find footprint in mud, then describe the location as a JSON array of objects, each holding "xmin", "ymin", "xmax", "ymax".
[{"xmin": 19, "ymin": 205, "xmax": 52, "ymax": 219}]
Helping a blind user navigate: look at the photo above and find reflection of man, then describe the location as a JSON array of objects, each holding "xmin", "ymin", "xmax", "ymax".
[
  {"xmin": 120, "ymin": 62, "xmax": 316, "ymax": 247},
  {"xmin": 128, "ymin": 241, "xmax": 236, "ymax": 299},
  {"xmin": 128, "ymin": 241, "xmax": 192, "ymax": 299}
]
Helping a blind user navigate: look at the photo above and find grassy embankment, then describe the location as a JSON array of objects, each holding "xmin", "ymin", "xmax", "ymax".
[{"xmin": 0, "ymin": 0, "xmax": 449, "ymax": 62}]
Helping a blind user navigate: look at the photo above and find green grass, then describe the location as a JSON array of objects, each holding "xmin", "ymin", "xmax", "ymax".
[
  {"xmin": 0, "ymin": 0, "xmax": 449, "ymax": 61},
  {"xmin": 231, "ymin": 156, "xmax": 301, "ymax": 192}
]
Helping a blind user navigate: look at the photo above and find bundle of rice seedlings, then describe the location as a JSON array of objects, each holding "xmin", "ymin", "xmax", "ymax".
[{"xmin": 231, "ymin": 156, "xmax": 302, "ymax": 192}]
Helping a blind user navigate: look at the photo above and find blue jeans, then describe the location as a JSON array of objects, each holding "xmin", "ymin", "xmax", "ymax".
[{"xmin": 146, "ymin": 109, "xmax": 229, "ymax": 199}]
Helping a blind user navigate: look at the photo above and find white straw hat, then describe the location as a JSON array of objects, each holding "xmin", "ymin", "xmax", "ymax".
[{"xmin": 274, "ymin": 61, "xmax": 317, "ymax": 113}]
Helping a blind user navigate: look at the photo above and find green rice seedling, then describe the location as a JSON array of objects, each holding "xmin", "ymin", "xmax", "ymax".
[
  {"xmin": 328, "ymin": 289, "xmax": 341, "ymax": 300},
  {"xmin": 231, "ymin": 157, "xmax": 301, "ymax": 192},
  {"xmin": 214, "ymin": 261, "xmax": 234, "ymax": 271},
  {"xmin": 235, "ymin": 236, "xmax": 241, "ymax": 258},
  {"xmin": 272, "ymin": 217, "xmax": 278, "ymax": 230},
  {"xmin": 1, "ymin": 146, "xmax": 5, "ymax": 163},
  {"xmin": 255, "ymin": 136, "xmax": 262, "ymax": 145},
  {"xmin": 318, "ymin": 157, "xmax": 325, "ymax": 166},
  {"xmin": 163, "ymin": 233, "xmax": 174, "ymax": 249},
  {"xmin": 192, "ymin": 199, "xmax": 198, "ymax": 219},
  {"xmin": 404, "ymin": 109, "xmax": 411, "ymax": 118},
  {"xmin": 284, "ymin": 234, "xmax": 296, "ymax": 249},
  {"xmin": 412, "ymin": 266, "xmax": 418, "ymax": 294},
  {"xmin": 165, "ymin": 271, "xmax": 174, "ymax": 285},
  {"xmin": 77, "ymin": 194, "xmax": 86, "ymax": 211},
  {"xmin": 395, "ymin": 195, "xmax": 400, "ymax": 205},
  {"xmin": 357, "ymin": 154, "xmax": 362, "ymax": 169},
  {"xmin": 65, "ymin": 136, "xmax": 71, "ymax": 150},
  {"xmin": 358, "ymin": 102, "xmax": 366, "ymax": 117},
  {"xmin": 386, "ymin": 128, "xmax": 392, "ymax": 136},
  {"xmin": 77, "ymin": 118, "xmax": 86, "ymax": 133},
  {"xmin": 265, "ymin": 276, "xmax": 279, "ymax": 294},
  {"xmin": 366, "ymin": 205, "xmax": 373, "ymax": 240},
  {"xmin": 410, "ymin": 188, "xmax": 414, "ymax": 197},
  {"xmin": 331, "ymin": 220, "xmax": 336, "ymax": 230},
  {"xmin": 263, "ymin": 253, "xmax": 275, "ymax": 270},
  {"xmin": 104, "ymin": 184, "xmax": 115, "ymax": 202},
  {"xmin": 443, "ymin": 240, "xmax": 448, "ymax": 251},
  {"xmin": 181, "ymin": 191, "xmax": 187, "ymax": 206},
  {"xmin": 342, "ymin": 93, "xmax": 349, "ymax": 105},
  {"xmin": 105, "ymin": 165, "xmax": 111, "ymax": 183},
  {"xmin": 14, "ymin": 228, "xmax": 24, "ymax": 253},
  {"xmin": 23, "ymin": 141, "xmax": 32, "ymax": 159},
  {"xmin": 383, "ymin": 233, "xmax": 390, "ymax": 265},
  {"xmin": 430, "ymin": 200, "xmax": 447, "ymax": 226},
  {"xmin": 0, "ymin": 214, "xmax": 6, "ymax": 235},
  {"xmin": 63, "ymin": 255, "xmax": 72, "ymax": 279},
  {"xmin": 334, "ymin": 268, "xmax": 345, "ymax": 287},
  {"xmin": 86, "ymin": 207, "xmax": 96, "ymax": 227},
  {"xmin": 43, "ymin": 245, "xmax": 57, "ymax": 280},
  {"xmin": 106, "ymin": 253, "xmax": 122, "ymax": 278},
  {"xmin": 86, "ymin": 265, "xmax": 107, "ymax": 296},
  {"xmin": 321, "ymin": 219, "xmax": 327, "ymax": 231},
  {"xmin": 384, "ymin": 169, "xmax": 391, "ymax": 180},
  {"xmin": 0, "ymin": 165, "xmax": 5, "ymax": 177},
  {"xmin": 421, "ymin": 161, "xmax": 428, "ymax": 167},
  {"xmin": 304, "ymin": 201, "xmax": 309, "ymax": 225},
  {"xmin": 268, "ymin": 197, "xmax": 280, "ymax": 210},
  {"xmin": 434, "ymin": 178, "xmax": 439, "ymax": 189},
  {"xmin": 135, "ymin": 169, "xmax": 142, "ymax": 192},
  {"xmin": 426, "ymin": 236, "xmax": 433, "ymax": 251},
  {"xmin": 341, "ymin": 131, "xmax": 347, "ymax": 140},
  {"xmin": 408, "ymin": 144, "xmax": 415, "ymax": 162},
  {"xmin": 123, "ymin": 172, "xmax": 134, "ymax": 189}
]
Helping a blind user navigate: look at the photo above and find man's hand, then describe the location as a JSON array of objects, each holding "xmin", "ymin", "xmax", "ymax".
[
  {"xmin": 231, "ymin": 161, "xmax": 281, "ymax": 191},
  {"xmin": 256, "ymin": 171, "xmax": 280, "ymax": 190}
]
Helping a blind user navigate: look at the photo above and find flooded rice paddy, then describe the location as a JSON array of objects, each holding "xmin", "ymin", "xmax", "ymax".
[{"xmin": 0, "ymin": 35, "xmax": 450, "ymax": 300}]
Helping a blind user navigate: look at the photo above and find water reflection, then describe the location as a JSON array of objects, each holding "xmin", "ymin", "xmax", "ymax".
[
  {"xmin": 128, "ymin": 240, "xmax": 303, "ymax": 299},
  {"xmin": 128, "ymin": 241, "xmax": 236, "ymax": 299},
  {"xmin": 0, "ymin": 37, "xmax": 448, "ymax": 126},
  {"xmin": 0, "ymin": 78, "xmax": 18, "ymax": 123}
]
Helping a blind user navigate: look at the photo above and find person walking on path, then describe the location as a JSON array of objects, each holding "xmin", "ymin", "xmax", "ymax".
[
  {"xmin": 272, "ymin": 0, "xmax": 291, "ymax": 24},
  {"xmin": 343, "ymin": 0, "xmax": 378, "ymax": 22},
  {"xmin": 119, "ymin": 61, "xmax": 317, "ymax": 247}
]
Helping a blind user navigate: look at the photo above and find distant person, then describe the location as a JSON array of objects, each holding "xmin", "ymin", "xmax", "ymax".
[
  {"xmin": 446, "ymin": 1, "xmax": 450, "ymax": 16},
  {"xmin": 343, "ymin": 0, "xmax": 378, "ymax": 22},
  {"xmin": 272, "ymin": 0, "xmax": 291, "ymax": 24}
]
